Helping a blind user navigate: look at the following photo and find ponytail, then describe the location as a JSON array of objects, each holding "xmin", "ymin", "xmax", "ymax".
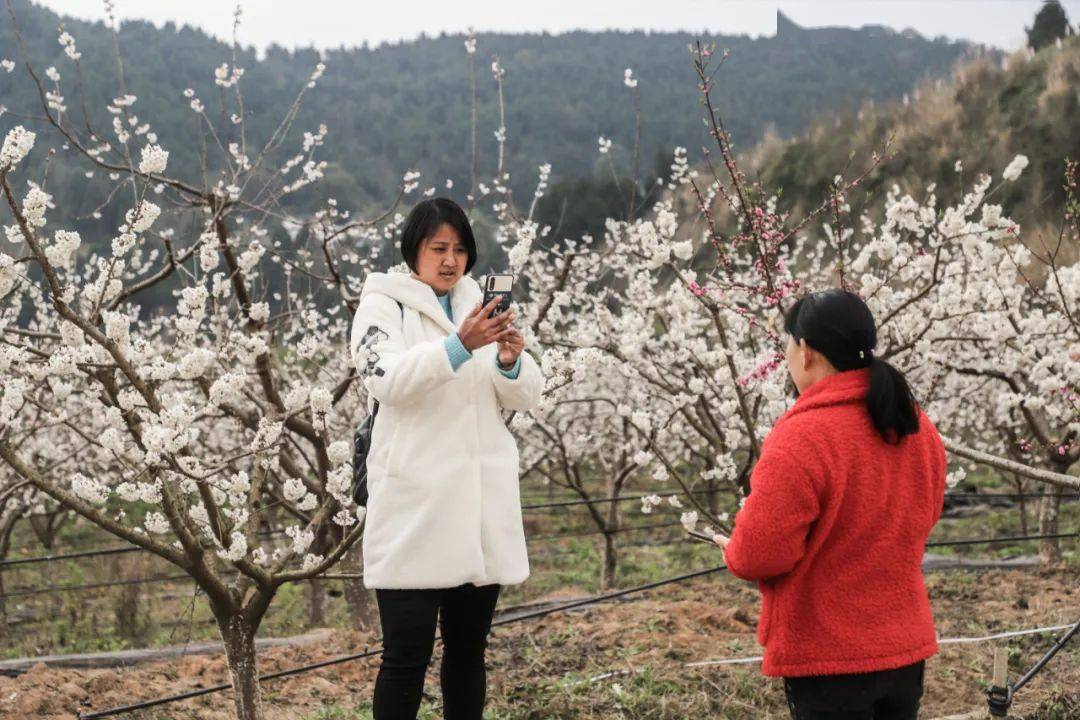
[
  {"xmin": 867, "ymin": 356, "xmax": 919, "ymax": 444},
  {"xmin": 785, "ymin": 290, "xmax": 919, "ymax": 444}
]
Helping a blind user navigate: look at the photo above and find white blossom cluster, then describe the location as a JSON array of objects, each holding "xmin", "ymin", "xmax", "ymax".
[{"xmin": 0, "ymin": 125, "xmax": 35, "ymax": 168}]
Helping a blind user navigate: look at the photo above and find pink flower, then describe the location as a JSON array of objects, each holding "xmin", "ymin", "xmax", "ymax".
[{"xmin": 737, "ymin": 352, "xmax": 784, "ymax": 386}]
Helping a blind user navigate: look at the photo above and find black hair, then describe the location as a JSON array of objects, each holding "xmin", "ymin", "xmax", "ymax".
[
  {"xmin": 784, "ymin": 289, "xmax": 919, "ymax": 444},
  {"xmin": 399, "ymin": 198, "xmax": 478, "ymax": 274}
]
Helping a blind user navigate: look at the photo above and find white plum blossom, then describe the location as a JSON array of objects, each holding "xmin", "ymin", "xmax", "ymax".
[
  {"xmin": 680, "ymin": 511, "xmax": 699, "ymax": 532},
  {"xmin": 946, "ymin": 467, "xmax": 967, "ymax": 489},
  {"xmin": 0, "ymin": 377, "xmax": 27, "ymax": 424},
  {"xmin": 0, "ymin": 253, "xmax": 19, "ymax": 296},
  {"xmin": 22, "ymin": 186, "xmax": 50, "ymax": 228},
  {"xmin": 1, "ymin": 125, "xmax": 35, "ymax": 168},
  {"xmin": 45, "ymin": 230, "xmax": 80, "ymax": 270},
  {"xmin": 58, "ymin": 31, "xmax": 81, "ymax": 60},
  {"xmin": 144, "ymin": 512, "xmax": 171, "ymax": 534},
  {"xmin": 1002, "ymin": 154, "xmax": 1029, "ymax": 182},
  {"xmin": 328, "ymin": 440, "xmax": 351, "ymax": 466},
  {"xmin": 178, "ymin": 348, "xmax": 215, "ymax": 379},
  {"xmin": 138, "ymin": 144, "xmax": 169, "ymax": 174},
  {"xmin": 309, "ymin": 387, "xmax": 333, "ymax": 415},
  {"xmin": 125, "ymin": 201, "xmax": 161, "ymax": 233},
  {"xmin": 70, "ymin": 473, "xmax": 109, "ymax": 505},
  {"xmin": 640, "ymin": 494, "xmax": 661, "ymax": 514},
  {"xmin": 217, "ymin": 531, "xmax": 248, "ymax": 562},
  {"xmin": 247, "ymin": 302, "xmax": 270, "ymax": 323}
]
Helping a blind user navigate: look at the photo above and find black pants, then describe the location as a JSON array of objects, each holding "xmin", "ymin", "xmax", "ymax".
[
  {"xmin": 373, "ymin": 583, "xmax": 501, "ymax": 720},
  {"xmin": 784, "ymin": 661, "xmax": 925, "ymax": 720}
]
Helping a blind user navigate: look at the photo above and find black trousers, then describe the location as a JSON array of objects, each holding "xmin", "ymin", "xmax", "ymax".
[
  {"xmin": 784, "ymin": 661, "xmax": 925, "ymax": 720},
  {"xmin": 373, "ymin": 583, "xmax": 501, "ymax": 720}
]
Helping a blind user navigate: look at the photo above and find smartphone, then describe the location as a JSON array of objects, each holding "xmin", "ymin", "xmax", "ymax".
[
  {"xmin": 482, "ymin": 274, "xmax": 514, "ymax": 319},
  {"xmin": 685, "ymin": 527, "xmax": 718, "ymax": 545}
]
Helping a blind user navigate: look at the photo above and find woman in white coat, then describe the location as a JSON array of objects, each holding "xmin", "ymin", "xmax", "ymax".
[{"xmin": 350, "ymin": 197, "xmax": 543, "ymax": 720}]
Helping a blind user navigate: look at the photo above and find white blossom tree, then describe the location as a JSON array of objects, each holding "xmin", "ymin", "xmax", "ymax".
[
  {"xmin": 521, "ymin": 44, "xmax": 1079, "ymax": 568},
  {"xmin": 0, "ymin": 10, "xmax": 408, "ymax": 716}
]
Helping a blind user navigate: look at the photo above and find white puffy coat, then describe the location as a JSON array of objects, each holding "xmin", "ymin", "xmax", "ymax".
[{"xmin": 350, "ymin": 272, "xmax": 544, "ymax": 589}]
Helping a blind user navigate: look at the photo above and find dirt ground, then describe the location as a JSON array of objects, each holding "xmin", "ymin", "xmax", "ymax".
[{"xmin": 1, "ymin": 568, "xmax": 1076, "ymax": 719}]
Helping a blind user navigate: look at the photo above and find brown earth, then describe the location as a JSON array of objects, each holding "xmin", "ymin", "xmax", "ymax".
[{"xmin": 0, "ymin": 568, "xmax": 1076, "ymax": 719}]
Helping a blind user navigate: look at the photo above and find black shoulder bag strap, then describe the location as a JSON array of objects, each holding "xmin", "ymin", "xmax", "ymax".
[{"xmin": 351, "ymin": 300, "xmax": 403, "ymax": 507}]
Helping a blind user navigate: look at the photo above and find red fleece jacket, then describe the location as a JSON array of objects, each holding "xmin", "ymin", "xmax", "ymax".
[{"xmin": 723, "ymin": 369, "xmax": 946, "ymax": 678}]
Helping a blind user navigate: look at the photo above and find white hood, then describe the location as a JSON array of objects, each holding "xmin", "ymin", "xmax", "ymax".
[{"xmin": 359, "ymin": 271, "xmax": 483, "ymax": 334}]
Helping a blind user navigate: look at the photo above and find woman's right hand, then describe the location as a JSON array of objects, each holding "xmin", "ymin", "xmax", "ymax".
[{"xmin": 458, "ymin": 296, "xmax": 514, "ymax": 352}]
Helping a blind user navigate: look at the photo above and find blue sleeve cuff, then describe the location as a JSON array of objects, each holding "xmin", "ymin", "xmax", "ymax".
[
  {"xmin": 496, "ymin": 355, "xmax": 522, "ymax": 379},
  {"xmin": 444, "ymin": 333, "xmax": 472, "ymax": 372}
]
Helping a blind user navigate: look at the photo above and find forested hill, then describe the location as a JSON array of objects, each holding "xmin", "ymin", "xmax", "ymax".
[
  {"xmin": 1, "ymin": 1, "xmax": 983, "ymax": 214},
  {"xmin": 750, "ymin": 35, "xmax": 1080, "ymax": 232}
]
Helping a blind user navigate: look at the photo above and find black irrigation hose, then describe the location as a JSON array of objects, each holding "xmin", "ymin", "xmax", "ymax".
[
  {"xmin": 0, "ymin": 573, "xmax": 193, "ymax": 600},
  {"xmin": 528, "ymin": 520, "xmax": 685, "ymax": 541},
  {"xmin": 77, "ymin": 564, "xmax": 730, "ymax": 719},
  {"xmin": 521, "ymin": 488, "xmax": 725, "ymax": 511},
  {"xmin": 925, "ymin": 531, "xmax": 1080, "ymax": 548},
  {"xmin": 0, "ymin": 570, "xmax": 248, "ymax": 601},
  {"xmin": 1010, "ymin": 618, "xmax": 1080, "ymax": 695},
  {"xmin": 945, "ymin": 492, "xmax": 1080, "ymax": 500},
  {"xmin": 0, "ymin": 545, "xmax": 142, "ymax": 568},
  {"xmin": 987, "ymin": 617, "xmax": 1080, "ymax": 715}
]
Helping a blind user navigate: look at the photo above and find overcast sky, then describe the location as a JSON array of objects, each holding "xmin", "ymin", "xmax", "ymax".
[{"xmin": 32, "ymin": 0, "xmax": 1080, "ymax": 52}]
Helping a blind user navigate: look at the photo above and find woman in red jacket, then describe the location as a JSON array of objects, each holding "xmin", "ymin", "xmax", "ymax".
[{"xmin": 718, "ymin": 290, "xmax": 947, "ymax": 720}]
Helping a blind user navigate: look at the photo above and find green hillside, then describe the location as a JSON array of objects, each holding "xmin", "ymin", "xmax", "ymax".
[
  {"xmin": 751, "ymin": 36, "xmax": 1080, "ymax": 232},
  {"xmin": 1, "ymin": 1, "xmax": 980, "ymax": 226}
]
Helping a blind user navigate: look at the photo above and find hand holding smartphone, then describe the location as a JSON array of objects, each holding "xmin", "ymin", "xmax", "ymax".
[{"xmin": 482, "ymin": 274, "xmax": 514, "ymax": 318}]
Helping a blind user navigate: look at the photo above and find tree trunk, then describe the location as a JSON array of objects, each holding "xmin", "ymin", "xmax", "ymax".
[
  {"xmin": 342, "ymin": 542, "xmax": 376, "ymax": 631},
  {"xmin": 0, "ymin": 516, "xmax": 13, "ymax": 629},
  {"xmin": 1038, "ymin": 485, "xmax": 1063, "ymax": 566},
  {"xmin": 0, "ymin": 569, "xmax": 7, "ymax": 629},
  {"xmin": 215, "ymin": 612, "xmax": 264, "ymax": 720},
  {"xmin": 600, "ymin": 531, "xmax": 618, "ymax": 590},
  {"xmin": 307, "ymin": 578, "xmax": 325, "ymax": 628},
  {"xmin": 706, "ymin": 474, "xmax": 719, "ymax": 516},
  {"xmin": 600, "ymin": 474, "xmax": 620, "ymax": 590},
  {"xmin": 29, "ymin": 509, "xmax": 66, "ymax": 550},
  {"xmin": 1013, "ymin": 474, "xmax": 1028, "ymax": 536}
]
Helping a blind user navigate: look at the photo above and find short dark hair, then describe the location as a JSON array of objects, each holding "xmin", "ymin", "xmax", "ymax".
[
  {"xmin": 399, "ymin": 198, "xmax": 478, "ymax": 273},
  {"xmin": 784, "ymin": 289, "xmax": 919, "ymax": 444}
]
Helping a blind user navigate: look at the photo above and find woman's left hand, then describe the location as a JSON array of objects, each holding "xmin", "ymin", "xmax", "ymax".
[
  {"xmin": 712, "ymin": 533, "xmax": 730, "ymax": 563},
  {"xmin": 497, "ymin": 326, "xmax": 524, "ymax": 367}
]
